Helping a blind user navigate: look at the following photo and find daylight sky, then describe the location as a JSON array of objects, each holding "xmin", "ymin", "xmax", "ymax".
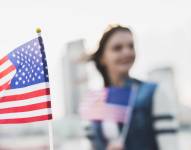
[{"xmin": 0, "ymin": 0, "xmax": 191, "ymax": 118}]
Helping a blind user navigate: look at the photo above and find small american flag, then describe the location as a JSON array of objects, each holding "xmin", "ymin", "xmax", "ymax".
[
  {"xmin": 80, "ymin": 87, "xmax": 132, "ymax": 123},
  {"xmin": 0, "ymin": 37, "xmax": 52, "ymax": 124}
]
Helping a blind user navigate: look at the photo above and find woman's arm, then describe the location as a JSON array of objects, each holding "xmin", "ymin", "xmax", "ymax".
[{"xmin": 152, "ymin": 84, "xmax": 180, "ymax": 150}]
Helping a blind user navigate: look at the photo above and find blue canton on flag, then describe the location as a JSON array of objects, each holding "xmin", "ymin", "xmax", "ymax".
[
  {"xmin": 107, "ymin": 87, "xmax": 131, "ymax": 106},
  {"xmin": 8, "ymin": 38, "xmax": 49, "ymax": 89}
]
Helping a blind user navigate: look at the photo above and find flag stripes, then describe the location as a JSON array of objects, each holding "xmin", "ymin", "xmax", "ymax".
[
  {"xmin": 0, "ymin": 101, "xmax": 51, "ymax": 114},
  {"xmin": 0, "ymin": 82, "xmax": 51, "ymax": 123},
  {"xmin": 0, "ymin": 88, "xmax": 50, "ymax": 103},
  {"xmin": 0, "ymin": 56, "xmax": 16, "ymax": 92},
  {"xmin": 0, "ymin": 95, "xmax": 51, "ymax": 109},
  {"xmin": 0, "ymin": 114, "xmax": 52, "ymax": 124}
]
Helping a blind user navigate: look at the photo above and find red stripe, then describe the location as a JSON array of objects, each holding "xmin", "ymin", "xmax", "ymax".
[
  {"xmin": 0, "ymin": 65, "xmax": 15, "ymax": 78},
  {"xmin": 0, "ymin": 56, "xmax": 8, "ymax": 65},
  {"xmin": 0, "ymin": 88, "xmax": 50, "ymax": 103},
  {"xmin": 0, "ymin": 81, "xmax": 10, "ymax": 92},
  {"xmin": 0, "ymin": 101, "xmax": 51, "ymax": 114},
  {"xmin": 0, "ymin": 114, "xmax": 52, "ymax": 124}
]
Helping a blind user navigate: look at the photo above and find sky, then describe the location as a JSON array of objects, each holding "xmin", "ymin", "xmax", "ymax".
[{"xmin": 0, "ymin": 0, "xmax": 191, "ymax": 118}]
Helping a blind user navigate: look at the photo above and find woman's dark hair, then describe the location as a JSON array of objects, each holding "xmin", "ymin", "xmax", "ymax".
[{"xmin": 90, "ymin": 25, "xmax": 133, "ymax": 87}]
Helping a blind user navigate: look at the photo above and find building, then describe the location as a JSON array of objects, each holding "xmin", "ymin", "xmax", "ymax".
[
  {"xmin": 62, "ymin": 39, "xmax": 88, "ymax": 115},
  {"xmin": 148, "ymin": 66, "xmax": 191, "ymax": 127}
]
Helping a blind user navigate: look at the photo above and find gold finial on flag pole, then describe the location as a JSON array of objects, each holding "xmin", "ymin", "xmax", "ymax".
[{"xmin": 36, "ymin": 28, "xmax": 42, "ymax": 37}]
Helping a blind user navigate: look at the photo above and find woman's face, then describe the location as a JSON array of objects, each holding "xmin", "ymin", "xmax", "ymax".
[{"xmin": 101, "ymin": 31, "xmax": 135, "ymax": 77}]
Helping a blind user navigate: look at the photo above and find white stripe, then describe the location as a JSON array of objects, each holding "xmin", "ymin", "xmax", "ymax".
[
  {"xmin": 0, "ymin": 108, "xmax": 52, "ymax": 119},
  {"xmin": 0, "ymin": 59, "xmax": 12, "ymax": 72},
  {"xmin": 0, "ymin": 95, "xmax": 50, "ymax": 109},
  {"xmin": 154, "ymin": 119, "xmax": 179, "ymax": 130},
  {"xmin": 0, "ymin": 82, "xmax": 49, "ymax": 97},
  {"xmin": 0, "ymin": 70, "xmax": 16, "ymax": 86}
]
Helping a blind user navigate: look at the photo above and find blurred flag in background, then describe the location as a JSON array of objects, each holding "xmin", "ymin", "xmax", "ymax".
[{"xmin": 80, "ymin": 86, "xmax": 132, "ymax": 123}]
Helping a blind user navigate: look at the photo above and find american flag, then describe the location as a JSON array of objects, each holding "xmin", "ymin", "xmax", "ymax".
[
  {"xmin": 0, "ymin": 37, "xmax": 52, "ymax": 124},
  {"xmin": 80, "ymin": 87, "xmax": 132, "ymax": 123}
]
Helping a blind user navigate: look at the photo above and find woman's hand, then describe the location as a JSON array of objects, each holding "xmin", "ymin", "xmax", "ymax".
[{"xmin": 106, "ymin": 141, "xmax": 124, "ymax": 150}]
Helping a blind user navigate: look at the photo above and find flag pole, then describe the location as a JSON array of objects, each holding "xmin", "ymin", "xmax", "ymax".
[
  {"xmin": 48, "ymin": 121, "xmax": 54, "ymax": 150},
  {"xmin": 36, "ymin": 28, "xmax": 54, "ymax": 150}
]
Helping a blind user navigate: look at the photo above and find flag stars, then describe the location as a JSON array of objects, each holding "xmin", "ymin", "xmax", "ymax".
[
  {"xmin": 12, "ymin": 53, "xmax": 16, "ymax": 57},
  {"xmin": 25, "ymin": 68, "xmax": 28, "ymax": 71},
  {"xmin": 41, "ymin": 71, "xmax": 44, "ymax": 74},
  {"xmin": 27, "ymin": 45, "xmax": 31, "ymax": 49}
]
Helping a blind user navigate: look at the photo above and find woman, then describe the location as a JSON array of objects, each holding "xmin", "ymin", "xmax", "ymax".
[{"xmin": 84, "ymin": 25, "xmax": 179, "ymax": 150}]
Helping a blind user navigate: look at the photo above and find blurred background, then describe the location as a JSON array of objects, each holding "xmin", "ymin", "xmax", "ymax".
[{"xmin": 0, "ymin": 0, "xmax": 191, "ymax": 149}]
